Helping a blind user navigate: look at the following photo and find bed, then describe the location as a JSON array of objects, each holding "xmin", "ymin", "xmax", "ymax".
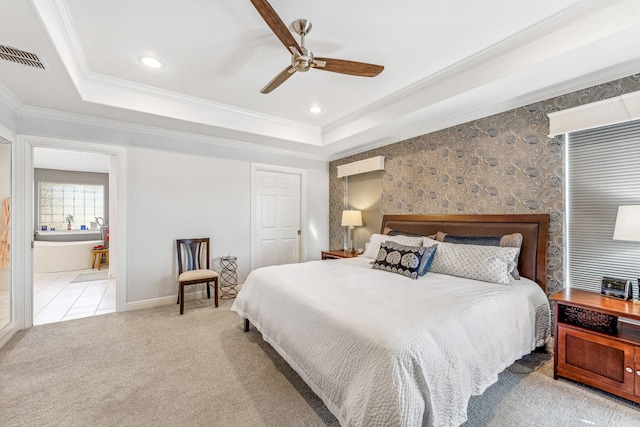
[{"xmin": 231, "ymin": 214, "xmax": 551, "ymax": 427}]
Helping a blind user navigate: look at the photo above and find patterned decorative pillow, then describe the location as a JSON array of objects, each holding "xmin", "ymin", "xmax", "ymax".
[
  {"xmin": 423, "ymin": 237, "xmax": 519, "ymax": 285},
  {"xmin": 434, "ymin": 231, "xmax": 523, "ymax": 279},
  {"xmin": 362, "ymin": 233, "xmax": 424, "ymax": 259},
  {"xmin": 372, "ymin": 242, "xmax": 430, "ymax": 279}
]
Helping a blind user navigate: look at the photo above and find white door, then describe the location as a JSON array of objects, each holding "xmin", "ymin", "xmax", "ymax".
[{"xmin": 252, "ymin": 168, "xmax": 301, "ymax": 270}]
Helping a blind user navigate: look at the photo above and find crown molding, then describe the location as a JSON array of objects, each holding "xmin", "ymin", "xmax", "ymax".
[
  {"xmin": 328, "ymin": 58, "xmax": 640, "ymax": 161},
  {"xmin": 322, "ymin": 0, "xmax": 627, "ymax": 145},
  {"xmin": 17, "ymin": 105, "xmax": 330, "ymax": 161},
  {"xmin": 28, "ymin": 0, "xmax": 639, "ymax": 157},
  {"xmin": 83, "ymin": 71, "xmax": 319, "ymax": 133},
  {"xmin": 32, "ymin": 0, "xmax": 323, "ymax": 147},
  {"xmin": 32, "ymin": 0, "xmax": 89, "ymax": 93}
]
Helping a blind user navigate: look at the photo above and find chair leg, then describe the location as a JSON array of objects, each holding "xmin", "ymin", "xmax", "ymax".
[
  {"xmin": 214, "ymin": 277, "xmax": 219, "ymax": 307},
  {"xmin": 206, "ymin": 281, "xmax": 211, "ymax": 299},
  {"xmin": 180, "ymin": 283, "xmax": 185, "ymax": 315}
]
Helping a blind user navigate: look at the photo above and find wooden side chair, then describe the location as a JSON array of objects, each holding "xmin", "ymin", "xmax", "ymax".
[{"xmin": 176, "ymin": 238, "xmax": 219, "ymax": 314}]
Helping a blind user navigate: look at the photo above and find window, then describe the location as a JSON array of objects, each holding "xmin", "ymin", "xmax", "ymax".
[
  {"xmin": 39, "ymin": 182, "xmax": 104, "ymax": 230},
  {"xmin": 567, "ymin": 119, "xmax": 640, "ymax": 293}
]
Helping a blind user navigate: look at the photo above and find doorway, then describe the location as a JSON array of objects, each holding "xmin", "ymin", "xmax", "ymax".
[
  {"xmin": 16, "ymin": 136, "xmax": 127, "ymax": 330},
  {"xmin": 251, "ymin": 163, "xmax": 307, "ymax": 270},
  {"xmin": 32, "ymin": 147, "xmax": 114, "ymax": 325}
]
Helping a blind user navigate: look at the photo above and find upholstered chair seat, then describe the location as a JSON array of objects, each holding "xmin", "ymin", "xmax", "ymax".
[
  {"xmin": 176, "ymin": 238, "xmax": 219, "ymax": 314},
  {"xmin": 178, "ymin": 269, "xmax": 219, "ymax": 282}
]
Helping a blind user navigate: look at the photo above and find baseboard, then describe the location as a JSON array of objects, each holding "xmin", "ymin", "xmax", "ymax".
[{"xmin": 125, "ymin": 289, "xmax": 211, "ymax": 312}]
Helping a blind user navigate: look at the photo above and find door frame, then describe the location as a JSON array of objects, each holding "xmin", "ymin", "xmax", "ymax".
[
  {"xmin": 0, "ymin": 123, "xmax": 17, "ymax": 348},
  {"xmin": 250, "ymin": 163, "xmax": 307, "ymax": 271},
  {"xmin": 16, "ymin": 135, "xmax": 127, "ymax": 328}
]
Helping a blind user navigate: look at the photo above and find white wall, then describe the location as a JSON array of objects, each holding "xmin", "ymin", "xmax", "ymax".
[
  {"xmin": 10, "ymin": 111, "xmax": 329, "ymax": 306},
  {"xmin": 126, "ymin": 147, "xmax": 252, "ymax": 302},
  {"xmin": 127, "ymin": 147, "xmax": 327, "ymax": 302}
]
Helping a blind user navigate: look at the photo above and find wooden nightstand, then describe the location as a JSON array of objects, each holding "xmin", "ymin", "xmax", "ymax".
[
  {"xmin": 321, "ymin": 250, "xmax": 359, "ymax": 260},
  {"xmin": 551, "ymin": 288, "xmax": 640, "ymax": 404}
]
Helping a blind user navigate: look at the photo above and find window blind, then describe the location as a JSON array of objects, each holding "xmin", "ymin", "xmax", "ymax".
[{"xmin": 567, "ymin": 119, "xmax": 640, "ymax": 295}]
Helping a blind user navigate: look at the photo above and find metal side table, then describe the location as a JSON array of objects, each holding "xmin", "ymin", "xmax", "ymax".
[{"xmin": 219, "ymin": 256, "xmax": 238, "ymax": 299}]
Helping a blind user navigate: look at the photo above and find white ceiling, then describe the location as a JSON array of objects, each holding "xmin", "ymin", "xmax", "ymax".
[{"xmin": 1, "ymin": 0, "xmax": 640, "ymax": 159}]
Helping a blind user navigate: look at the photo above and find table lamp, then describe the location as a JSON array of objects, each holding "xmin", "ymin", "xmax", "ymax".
[
  {"xmin": 612, "ymin": 205, "xmax": 640, "ymax": 301},
  {"xmin": 341, "ymin": 210, "xmax": 362, "ymax": 253}
]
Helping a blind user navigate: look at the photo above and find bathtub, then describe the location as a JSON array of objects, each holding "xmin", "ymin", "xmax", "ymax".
[{"xmin": 34, "ymin": 240, "xmax": 105, "ymax": 273}]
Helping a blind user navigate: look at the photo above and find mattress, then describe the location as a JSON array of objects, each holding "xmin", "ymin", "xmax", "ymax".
[{"xmin": 231, "ymin": 256, "xmax": 550, "ymax": 427}]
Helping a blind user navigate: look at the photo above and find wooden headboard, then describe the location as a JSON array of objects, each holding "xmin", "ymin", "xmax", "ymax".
[{"xmin": 380, "ymin": 214, "xmax": 550, "ymax": 294}]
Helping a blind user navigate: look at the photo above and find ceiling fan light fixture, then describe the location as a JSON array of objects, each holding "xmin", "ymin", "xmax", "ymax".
[
  {"xmin": 139, "ymin": 56, "xmax": 163, "ymax": 69},
  {"xmin": 308, "ymin": 106, "xmax": 322, "ymax": 114}
]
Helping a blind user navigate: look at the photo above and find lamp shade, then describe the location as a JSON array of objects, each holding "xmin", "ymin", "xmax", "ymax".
[
  {"xmin": 341, "ymin": 210, "xmax": 362, "ymax": 227},
  {"xmin": 613, "ymin": 205, "xmax": 640, "ymax": 242}
]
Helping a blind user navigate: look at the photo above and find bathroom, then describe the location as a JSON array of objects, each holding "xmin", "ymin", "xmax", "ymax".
[{"xmin": 32, "ymin": 148, "xmax": 115, "ymax": 324}]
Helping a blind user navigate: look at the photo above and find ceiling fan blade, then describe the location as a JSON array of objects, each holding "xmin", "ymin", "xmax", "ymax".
[
  {"xmin": 261, "ymin": 66, "xmax": 296, "ymax": 94},
  {"xmin": 250, "ymin": 0, "xmax": 301, "ymax": 55},
  {"xmin": 313, "ymin": 58, "xmax": 384, "ymax": 77}
]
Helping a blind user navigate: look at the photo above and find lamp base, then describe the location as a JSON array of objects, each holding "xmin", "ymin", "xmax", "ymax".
[{"xmin": 347, "ymin": 226, "xmax": 354, "ymax": 253}]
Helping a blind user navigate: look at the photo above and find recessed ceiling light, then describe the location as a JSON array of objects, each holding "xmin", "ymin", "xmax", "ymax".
[
  {"xmin": 308, "ymin": 106, "xmax": 322, "ymax": 114},
  {"xmin": 139, "ymin": 56, "xmax": 163, "ymax": 69}
]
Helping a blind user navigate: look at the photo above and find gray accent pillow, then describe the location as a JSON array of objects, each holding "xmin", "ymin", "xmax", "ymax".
[
  {"xmin": 423, "ymin": 237, "xmax": 519, "ymax": 285},
  {"xmin": 435, "ymin": 231, "xmax": 523, "ymax": 280}
]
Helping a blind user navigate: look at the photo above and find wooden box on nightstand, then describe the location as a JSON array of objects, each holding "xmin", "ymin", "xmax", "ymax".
[
  {"xmin": 321, "ymin": 250, "xmax": 359, "ymax": 260},
  {"xmin": 551, "ymin": 288, "xmax": 640, "ymax": 404}
]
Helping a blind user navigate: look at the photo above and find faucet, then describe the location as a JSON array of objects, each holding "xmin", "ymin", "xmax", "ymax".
[{"xmin": 95, "ymin": 217, "xmax": 108, "ymax": 245}]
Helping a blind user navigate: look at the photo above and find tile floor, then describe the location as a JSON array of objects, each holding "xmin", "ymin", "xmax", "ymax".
[{"xmin": 34, "ymin": 268, "xmax": 116, "ymax": 325}]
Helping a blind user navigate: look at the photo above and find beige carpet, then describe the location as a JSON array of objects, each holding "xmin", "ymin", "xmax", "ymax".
[{"xmin": 1, "ymin": 298, "xmax": 639, "ymax": 426}]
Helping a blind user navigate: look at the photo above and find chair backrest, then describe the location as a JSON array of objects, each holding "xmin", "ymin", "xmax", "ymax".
[{"xmin": 176, "ymin": 238, "xmax": 210, "ymax": 274}]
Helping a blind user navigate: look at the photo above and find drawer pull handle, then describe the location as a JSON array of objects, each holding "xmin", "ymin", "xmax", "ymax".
[
  {"xmin": 637, "ymin": 371, "xmax": 640, "ymax": 376},
  {"xmin": 626, "ymin": 367, "xmax": 633, "ymax": 373}
]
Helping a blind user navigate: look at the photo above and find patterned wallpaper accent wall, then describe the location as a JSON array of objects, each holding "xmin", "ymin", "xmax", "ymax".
[{"xmin": 329, "ymin": 74, "xmax": 640, "ymax": 294}]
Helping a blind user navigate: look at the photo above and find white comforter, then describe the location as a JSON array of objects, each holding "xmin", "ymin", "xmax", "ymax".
[{"xmin": 231, "ymin": 257, "xmax": 550, "ymax": 427}]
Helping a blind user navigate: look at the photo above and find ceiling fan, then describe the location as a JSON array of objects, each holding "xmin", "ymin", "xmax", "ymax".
[{"xmin": 250, "ymin": 0, "xmax": 384, "ymax": 94}]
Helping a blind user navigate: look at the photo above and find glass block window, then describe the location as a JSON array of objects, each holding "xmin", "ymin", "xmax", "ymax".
[{"xmin": 39, "ymin": 182, "xmax": 104, "ymax": 230}]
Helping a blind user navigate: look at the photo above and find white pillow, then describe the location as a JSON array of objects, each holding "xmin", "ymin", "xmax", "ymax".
[
  {"xmin": 362, "ymin": 233, "xmax": 424, "ymax": 259},
  {"xmin": 423, "ymin": 237, "xmax": 519, "ymax": 285}
]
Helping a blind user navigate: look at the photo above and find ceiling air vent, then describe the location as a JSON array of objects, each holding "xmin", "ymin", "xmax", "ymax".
[{"xmin": 0, "ymin": 44, "xmax": 45, "ymax": 69}]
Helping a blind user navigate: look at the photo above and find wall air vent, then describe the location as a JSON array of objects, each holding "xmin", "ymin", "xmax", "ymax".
[{"xmin": 0, "ymin": 44, "xmax": 45, "ymax": 69}]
